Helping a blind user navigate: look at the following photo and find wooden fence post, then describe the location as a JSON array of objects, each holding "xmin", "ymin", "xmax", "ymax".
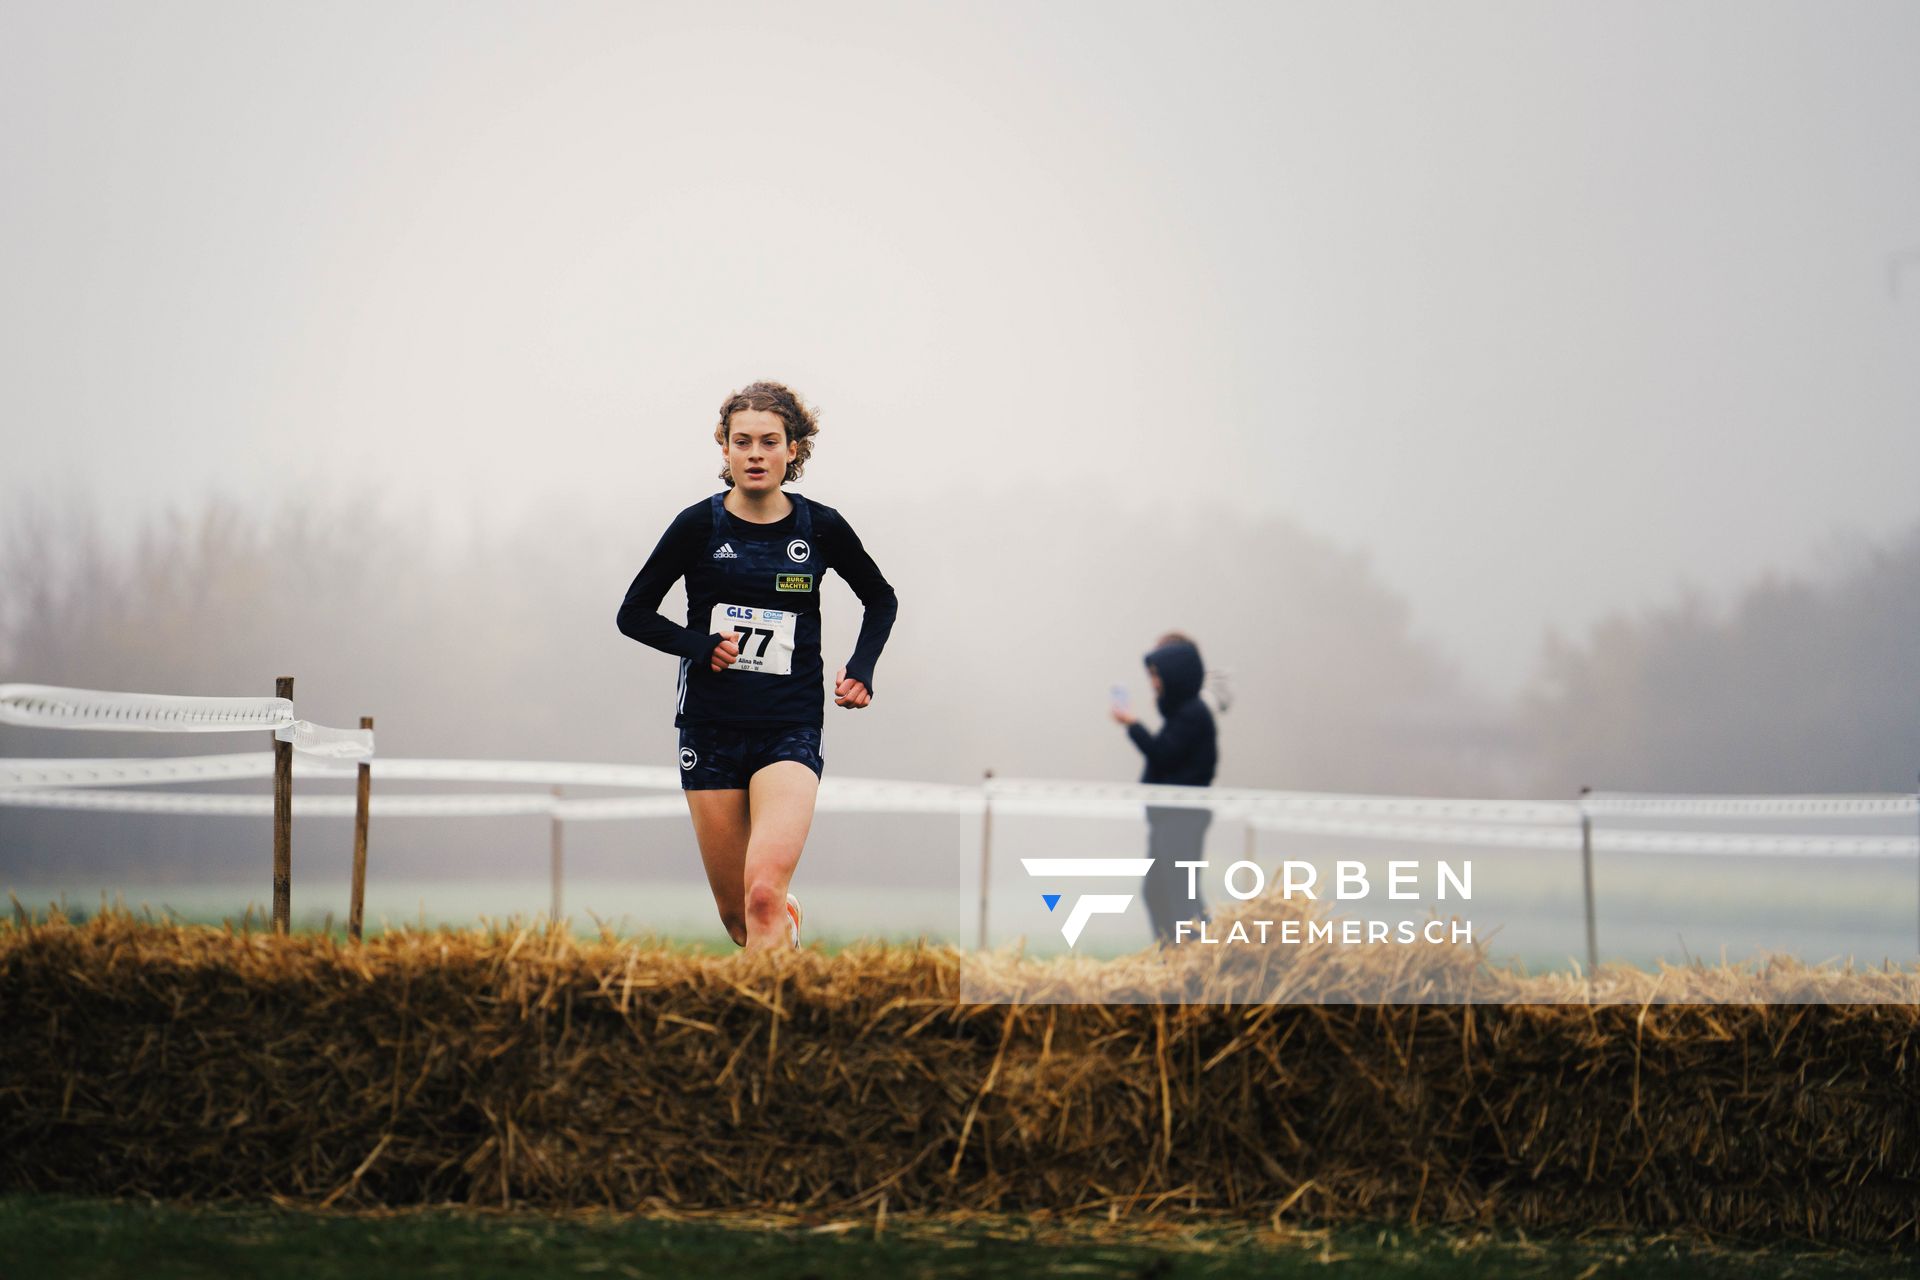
[
  {"xmin": 349, "ymin": 715, "xmax": 372, "ymax": 942},
  {"xmin": 273, "ymin": 676, "xmax": 293, "ymax": 935}
]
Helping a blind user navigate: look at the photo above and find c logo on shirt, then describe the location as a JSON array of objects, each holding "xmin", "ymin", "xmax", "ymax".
[
  {"xmin": 679, "ymin": 747, "xmax": 698, "ymax": 771},
  {"xmin": 786, "ymin": 539, "xmax": 810, "ymax": 563}
]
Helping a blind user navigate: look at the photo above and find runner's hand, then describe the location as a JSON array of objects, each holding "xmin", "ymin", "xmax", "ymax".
[
  {"xmin": 834, "ymin": 666, "xmax": 871, "ymax": 709},
  {"xmin": 710, "ymin": 632, "xmax": 741, "ymax": 672},
  {"xmin": 1110, "ymin": 705, "xmax": 1137, "ymax": 726}
]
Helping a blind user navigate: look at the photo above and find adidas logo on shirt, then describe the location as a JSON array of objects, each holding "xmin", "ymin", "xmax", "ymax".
[{"xmin": 713, "ymin": 543, "xmax": 738, "ymax": 559}]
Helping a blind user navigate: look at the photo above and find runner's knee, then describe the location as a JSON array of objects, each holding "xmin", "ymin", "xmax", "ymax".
[{"xmin": 744, "ymin": 877, "xmax": 785, "ymax": 925}]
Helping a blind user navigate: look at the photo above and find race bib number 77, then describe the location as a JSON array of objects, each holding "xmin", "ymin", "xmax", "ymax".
[{"xmin": 712, "ymin": 603, "xmax": 797, "ymax": 675}]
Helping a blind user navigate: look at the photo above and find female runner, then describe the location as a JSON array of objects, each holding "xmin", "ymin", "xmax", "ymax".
[{"xmin": 617, "ymin": 381, "xmax": 898, "ymax": 951}]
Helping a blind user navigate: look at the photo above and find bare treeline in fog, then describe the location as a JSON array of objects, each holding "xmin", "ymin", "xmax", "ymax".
[
  {"xmin": 3, "ymin": 489, "xmax": 1917, "ymax": 799},
  {"xmin": 1518, "ymin": 526, "xmax": 1920, "ymax": 794}
]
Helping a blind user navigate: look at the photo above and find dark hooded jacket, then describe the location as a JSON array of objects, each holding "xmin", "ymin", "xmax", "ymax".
[{"xmin": 1125, "ymin": 639, "xmax": 1217, "ymax": 787}]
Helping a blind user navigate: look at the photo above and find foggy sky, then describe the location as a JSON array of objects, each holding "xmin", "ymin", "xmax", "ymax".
[{"xmin": 4, "ymin": 1, "xmax": 1918, "ymax": 699}]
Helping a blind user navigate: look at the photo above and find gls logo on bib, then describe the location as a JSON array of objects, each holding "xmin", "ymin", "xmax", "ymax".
[{"xmin": 711, "ymin": 602, "xmax": 797, "ymax": 675}]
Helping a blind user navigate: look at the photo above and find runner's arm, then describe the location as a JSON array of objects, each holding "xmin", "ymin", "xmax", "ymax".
[
  {"xmin": 616, "ymin": 507, "xmax": 727, "ymax": 661},
  {"xmin": 1125, "ymin": 705, "xmax": 1209, "ymax": 772},
  {"xmin": 825, "ymin": 510, "xmax": 898, "ymax": 693}
]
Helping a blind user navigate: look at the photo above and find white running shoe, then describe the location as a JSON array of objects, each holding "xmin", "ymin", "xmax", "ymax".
[{"xmin": 785, "ymin": 892, "xmax": 804, "ymax": 950}]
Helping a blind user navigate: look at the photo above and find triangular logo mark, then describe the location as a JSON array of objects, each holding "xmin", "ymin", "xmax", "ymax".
[{"xmin": 1042, "ymin": 894, "xmax": 1061, "ymax": 912}]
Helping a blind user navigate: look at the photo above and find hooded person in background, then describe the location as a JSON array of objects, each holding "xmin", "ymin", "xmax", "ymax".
[{"xmin": 1111, "ymin": 632, "xmax": 1219, "ymax": 944}]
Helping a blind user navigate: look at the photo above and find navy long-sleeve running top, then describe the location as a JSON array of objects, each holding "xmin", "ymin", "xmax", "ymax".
[
  {"xmin": 616, "ymin": 492, "xmax": 897, "ymax": 729},
  {"xmin": 1125, "ymin": 638, "xmax": 1218, "ymax": 787}
]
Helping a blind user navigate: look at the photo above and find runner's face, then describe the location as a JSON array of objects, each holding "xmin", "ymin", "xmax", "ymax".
[{"xmin": 723, "ymin": 409, "xmax": 797, "ymax": 493}]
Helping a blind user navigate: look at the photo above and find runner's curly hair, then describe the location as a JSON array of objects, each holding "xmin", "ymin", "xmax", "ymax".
[{"xmin": 714, "ymin": 380, "xmax": 820, "ymax": 487}]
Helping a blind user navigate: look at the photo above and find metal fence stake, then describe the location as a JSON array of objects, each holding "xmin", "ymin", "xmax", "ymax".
[
  {"xmin": 977, "ymin": 769, "xmax": 993, "ymax": 951},
  {"xmin": 550, "ymin": 785, "xmax": 564, "ymax": 925},
  {"xmin": 272, "ymin": 676, "xmax": 293, "ymax": 935},
  {"xmin": 1579, "ymin": 784, "xmax": 1598, "ymax": 975},
  {"xmin": 349, "ymin": 716, "xmax": 372, "ymax": 941}
]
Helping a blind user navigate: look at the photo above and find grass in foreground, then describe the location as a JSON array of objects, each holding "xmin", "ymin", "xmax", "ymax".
[
  {"xmin": 1, "ymin": 1195, "xmax": 1912, "ymax": 1279},
  {"xmin": 8, "ymin": 899, "xmax": 939, "ymax": 957}
]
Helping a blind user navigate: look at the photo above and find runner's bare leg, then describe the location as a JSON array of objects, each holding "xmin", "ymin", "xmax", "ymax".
[
  {"xmin": 685, "ymin": 788, "xmax": 751, "ymax": 946},
  {"xmin": 741, "ymin": 761, "xmax": 819, "ymax": 951}
]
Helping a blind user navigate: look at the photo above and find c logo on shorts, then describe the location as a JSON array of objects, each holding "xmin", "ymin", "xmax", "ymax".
[
  {"xmin": 679, "ymin": 747, "xmax": 698, "ymax": 770},
  {"xmin": 786, "ymin": 538, "xmax": 810, "ymax": 563}
]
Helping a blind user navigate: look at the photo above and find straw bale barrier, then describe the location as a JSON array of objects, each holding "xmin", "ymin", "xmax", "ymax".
[{"xmin": 3, "ymin": 903, "xmax": 1918, "ymax": 1246}]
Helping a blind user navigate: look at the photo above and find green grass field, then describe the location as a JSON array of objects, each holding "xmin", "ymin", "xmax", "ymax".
[{"xmin": 1, "ymin": 1196, "xmax": 1911, "ymax": 1279}]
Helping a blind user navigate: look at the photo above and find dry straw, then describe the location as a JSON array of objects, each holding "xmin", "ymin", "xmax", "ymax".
[{"xmin": 2, "ymin": 892, "xmax": 1917, "ymax": 1246}]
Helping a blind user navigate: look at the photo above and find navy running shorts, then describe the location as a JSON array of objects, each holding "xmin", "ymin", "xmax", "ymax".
[{"xmin": 677, "ymin": 722, "xmax": 824, "ymax": 790}]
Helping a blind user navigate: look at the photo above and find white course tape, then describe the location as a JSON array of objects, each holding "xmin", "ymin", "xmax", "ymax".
[
  {"xmin": 1254, "ymin": 790, "xmax": 1580, "ymax": 825},
  {"xmin": 0, "ymin": 754, "xmax": 668, "ymax": 791},
  {"xmin": 982, "ymin": 777, "xmax": 1579, "ymax": 825},
  {"xmin": 0, "ymin": 683, "xmax": 290, "ymax": 732},
  {"xmin": 1582, "ymin": 790, "xmax": 1920, "ymax": 820},
  {"xmin": 348, "ymin": 759, "xmax": 678, "ymax": 788},
  {"xmin": 1594, "ymin": 829, "xmax": 1920, "ymax": 859},
  {"xmin": 1, "ymin": 745, "xmax": 1913, "ymax": 858},
  {"xmin": 0, "ymin": 684, "xmax": 373, "ymax": 761},
  {"xmin": 0, "ymin": 784, "xmax": 977, "ymax": 821},
  {"xmin": 0, "ymin": 789, "xmax": 561, "ymax": 818},
  {"xmin": 816, "ymin": 778, "xmax": 983, "ymax": 815},
  {"xmin": 1254, "ymin": 813, "xmax": 1584, "ymax": 850},
  {"xmin": 553, "ymin": 795, "xmax": 689, "ymax": 822},
  {"xmin": 0, "ymin": 754, "xmax": 275, "ymax": 790},
  {"xmin": 275, "ymin": 720, "xmax": 375, "ymax": 761},
  {"xmin": 987, "ymin": 777, "xmax": 1238, "ymax": 818},
  {"xmin": 0, "ymin": 756, "xmax": 963, "ymax": 800},
  {"xmin": 1251, "ymin": 812, "xmax": 1918, "ymax": 859},
  {"xmin": 283, "ymin": 758, "xmax": 682, "ymax": 788}
]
